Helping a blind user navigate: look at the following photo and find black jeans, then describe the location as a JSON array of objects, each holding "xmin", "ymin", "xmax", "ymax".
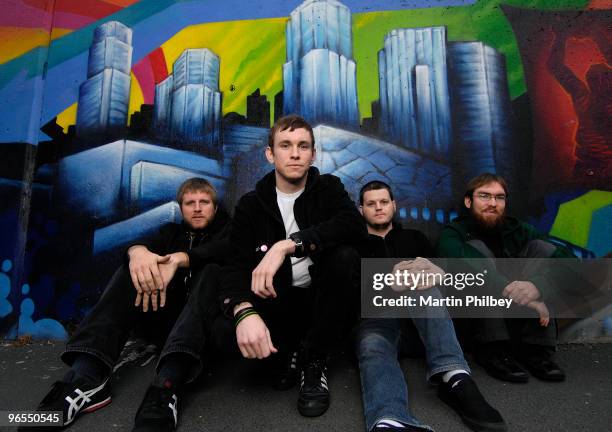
[
  {"xmin": 63, "ymin": 263, "xmax": 221, "ymax": 382},
  {"xmin": 210, "ymin": 245, "xmax": 361, "ymax": 358},
  {"xmin": 465, "ymin": 239, "xmax": 558, "ymax": 348}
]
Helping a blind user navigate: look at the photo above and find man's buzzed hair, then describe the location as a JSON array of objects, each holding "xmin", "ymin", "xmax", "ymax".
[
  {"xmin": 268, "ymin": 114, "xmax": 315, "ymax": 150},
  {"xmin": 176, "ymin": 177, "xmax": 218, "ymax": 206},
  {"xmin": 359, "ymin": 180, "xmax": 394, "ymax": 205}
]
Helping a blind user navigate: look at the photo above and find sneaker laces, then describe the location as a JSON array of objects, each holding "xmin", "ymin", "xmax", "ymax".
[
  {"xmin": 141, "ymin": 387, "xmax": 174, "ymax": 414},
  {"xmin": 301, "ymin": 358, "xmax": 328, "ymax": 391}
]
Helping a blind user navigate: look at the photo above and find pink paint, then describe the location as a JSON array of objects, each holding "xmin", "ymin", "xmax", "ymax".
[
  {"xmin": 0, "ymin": 0, "xmax": 52, "ymax": 28},
  {"xmin": 132, "ymin": 54, "xmax": 155, "ymax": 104}
]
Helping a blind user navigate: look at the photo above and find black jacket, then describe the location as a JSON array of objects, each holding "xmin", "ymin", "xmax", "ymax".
[
  {"xmin": 128, "ymin": 207, "xmax": 231, "ymax": 288},
  {"xmin": 219, "ymin": 167, "xmax": 367, "ymax": 314},
  {"xmin": 358, "ymin": 225, "xmax": 433, "ymax": 259}
]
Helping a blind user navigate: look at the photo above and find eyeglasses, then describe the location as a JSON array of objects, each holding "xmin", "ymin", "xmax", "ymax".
[{"xmin": 474, "ymin": 192, "xmax": 507, "ymax": 202}]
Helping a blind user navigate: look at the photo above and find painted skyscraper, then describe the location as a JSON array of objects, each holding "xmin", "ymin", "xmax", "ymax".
[
  {"xmin": 154, "ymin": 48, "xmax": 222, "ymax": 156},
  {"xmin": 283, "ymin": 0, "xmax": 359, "ymax": 128},
  {"xmin": 378, "ymin": 27, "xmax": 452, "ymax": 156},
  {"xmin": 153, "ymin": 75, "xmax": 173, "ymax": 134},
  {"xmin": 76, "ymin": 21, "xmax": 133, "ymax": 137},
  {"xmin": 447, "ymin": 41, "xmax": 516, "ymax": 192}
]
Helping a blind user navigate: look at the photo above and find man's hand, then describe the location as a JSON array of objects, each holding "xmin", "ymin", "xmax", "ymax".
[
  {"xmin": 526, "ymin": 301, "xmax": 550, "ymax": 327},
  {"xmin": 154, "ymin": 252, "xmax": 189, "ymax": 310},
  {"xmin": 503, "ymin": 281, "xmax": 540, "ymax": 306},
  {"xmin": 235, "ymin": 313, "xmax": 278, "ymax": 359},
  {"xmin": 391, "ymin": 257, "xmax": 446, "ymax": 291},
  {"xmin": 128, "ymin": 246, "xmax": 170, "ymax": 312},
  {"xmin": 251, "ymin": 239, "xmax": 295, "ymax": 299}
]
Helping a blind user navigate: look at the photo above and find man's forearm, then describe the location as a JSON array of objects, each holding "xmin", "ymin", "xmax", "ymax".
[
  {"xmin": 127, "ymin": 245, "xmax": 148, "ymax": 258},
  {"xmin": 169, "ymin": 252, "xmax": 190, "ymax": 268}
]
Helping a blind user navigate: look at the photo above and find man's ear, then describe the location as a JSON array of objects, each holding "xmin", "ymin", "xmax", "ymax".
[
  {"xmin": 265, "ymin": 146, "xmax": 275, "ymax": 164},
  {"xmin": 392, "ymin": 200, "xmax": 397, "ymax": 214},
  {"xmin": 310, "ymin": 147, "xmax": 316, "ymax": 165},
  {"xmin": 359, "ymin": 205, "xmax": 363, "ymax": 215},
  {"xmin": 464, "ymin": 196, "xmax": 472, "ymax": 209}
]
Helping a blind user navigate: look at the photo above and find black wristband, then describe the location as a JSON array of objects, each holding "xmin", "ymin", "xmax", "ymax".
[{"xmin": 234, "ymin": 306, "xmax": 258, "ymax": 327}]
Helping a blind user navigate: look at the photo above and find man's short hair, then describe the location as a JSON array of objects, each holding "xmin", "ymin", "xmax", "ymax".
[
  {"xmin": 176, "ymin": 178, "xmax": 217, "ymax": 206},
  {"xmin": 268, "ymin": 114, "xmax": 315, "ymax": 149},
  {"xmin": 359, "ymin": 180, "xmax": 394, "ymax": 205},
  {"xmin": 464, "ymin": 173, "xmax": 508, "ymax": 199}
]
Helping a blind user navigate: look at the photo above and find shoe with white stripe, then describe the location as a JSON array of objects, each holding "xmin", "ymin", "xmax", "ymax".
[
  {"xmin": 297, "ymin": 352, "xmax": 330, "ymax": 417},
  {"xmin": 132, "ymin": 384, "xmax": 178, "ymax": 432},
  {"xmin": 19, "ymin": 378, "xmax": 111, "ymax": 430}
]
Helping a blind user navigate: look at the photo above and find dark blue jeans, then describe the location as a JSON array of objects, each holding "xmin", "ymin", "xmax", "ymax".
[
  {"xmin": 355, "ymin": 288, "xmax": 469, "ymax": 432},
  {"xmin": 63, "ymin": 263, "xmax": 221, "ymax": 383}
]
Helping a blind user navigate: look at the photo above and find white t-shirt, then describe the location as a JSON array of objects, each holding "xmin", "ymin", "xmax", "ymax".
[{"xmin": 276, "ymin": 187, "xmax": 314, "ymax": 287}]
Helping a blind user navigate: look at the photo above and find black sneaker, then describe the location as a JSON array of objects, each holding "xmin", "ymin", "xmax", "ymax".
[
  {"xmin": 19, "ymin": 378, "xmax": 111, "ymax": 430},
  {"xmin": 272, "ymin": 349, "xmax": 299, "ymax": 391},
  {"xmin": 438, "ymin": 375, "xmax": 506, "ymax": 432},
  {"xmin": 132, "ymin": 384, "xmax": 178, "ymax": 432},
  {"xmin": 517, "ymin": 345, "xmax": 565, "ymax": 382},
  {"xmin": 297, "ymin": 352, "xmax": 330, "ymax": 417}
]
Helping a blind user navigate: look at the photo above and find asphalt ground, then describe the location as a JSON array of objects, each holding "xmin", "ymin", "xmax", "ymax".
[{"xmin": 1, "ymin": 341, "xmax": 611, "ymax": 432}]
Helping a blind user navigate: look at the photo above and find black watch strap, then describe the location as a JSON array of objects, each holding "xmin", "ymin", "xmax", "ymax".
[{"xmin": 289, "ymin": 233, "xmax": 305, "ymax": 258}]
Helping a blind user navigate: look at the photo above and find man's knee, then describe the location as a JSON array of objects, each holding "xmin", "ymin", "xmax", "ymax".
[
  {"xmin": 356, "ymin": 331, "xmax": 397, "ymax": 360},
  {"xmin": 321, "ymin": 245, "xmax": 360, "ymax": 279},
  {"xmin": 466, "ymin": 239, "xmax": 496, "ymax": 259},
  {"xmin": 521, "ymin": 239, "xmax": 556, "ymax": 258}
]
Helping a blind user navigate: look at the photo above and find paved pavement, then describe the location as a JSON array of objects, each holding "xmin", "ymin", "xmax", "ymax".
[{"xmin": 1, "ymin": 341, "xmax": 611, "ymax": 432}]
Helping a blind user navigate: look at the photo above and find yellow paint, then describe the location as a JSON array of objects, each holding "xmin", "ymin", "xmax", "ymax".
[
  {"xmin": 0, "ymin": 27, "xmax": 50, "ymax": 64},
  {"xmin": 56, "ymin": 103, "xmax": 78, "ymax": 133},
  {"xmin": 159, "ymin": 18, "xmax": 286, "ymax": 118},
  {"xmin": 0, "ymin": 27, "xmax": 76, "ymax": 64},
  {"xmin": 128, "ymin": 71, "xmax": 144, "ymax": 125},
  {"xmin": 50, "ymin": 27, "xmax": 74, "ymax": 41},
  {"xmin": 550, "ymin": 191, "xmax": 612, "ymax": 246}
]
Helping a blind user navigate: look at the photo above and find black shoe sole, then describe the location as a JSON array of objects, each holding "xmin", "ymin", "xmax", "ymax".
[
  {"xmin": 297, "ymin": 398, "xmax": 330, "ymax": 417},
  {"xmin": 438, "ymin": 389, "xmax": 507, "ymax": 432},
  {"xmin": 483, "ymin": 367, "xmax": 529, "ymax": 383},
  {"xmin": 523, "ymin": 367, "xmax": 566, "ymax": 382}
]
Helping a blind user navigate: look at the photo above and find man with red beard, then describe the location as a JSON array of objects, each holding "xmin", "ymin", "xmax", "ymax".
[{"xmin": 438, "ymin": 173, "xmax": 572, "ymax": 384}]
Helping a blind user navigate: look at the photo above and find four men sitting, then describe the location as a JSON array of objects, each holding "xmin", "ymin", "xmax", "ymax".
[{"xmin": 25, "ymin": 116, "xmax": 571, "ymax": 431}]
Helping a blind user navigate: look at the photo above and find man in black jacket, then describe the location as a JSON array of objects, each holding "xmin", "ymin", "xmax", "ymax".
[
  {"xmin": 355, "ymin": 181, "xmax": 505, "ymax": 432},
  {"xmin": 23, "ymin": 178, "xmax": 230, "ymax": 432},
  {"xmin": 216, "ymin": 114, "xmax": 365, "ymax": 417}
]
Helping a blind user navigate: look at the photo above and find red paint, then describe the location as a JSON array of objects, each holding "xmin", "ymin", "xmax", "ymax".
[
  {"xmin": 503, "ymin": 6, "xmax": 611, "ymax": 194},
  {"xmin": 133, "ymin": 55, "xmax": 155, "ymax": 104},
  {"xmin": 148, "ymin": 48, "xmax": 169, "ymax": 84},
  {"xmin": 132, "ymin": 49, "xmax": 169, "ymax": 105}
]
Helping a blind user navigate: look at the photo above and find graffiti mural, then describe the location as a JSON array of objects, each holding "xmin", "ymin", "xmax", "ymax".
[{"xmin": 0, "ymin": 0, "xmax": 610, "ymax": 339}]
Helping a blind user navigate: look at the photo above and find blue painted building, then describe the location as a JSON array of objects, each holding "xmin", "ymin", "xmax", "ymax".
[
  {"xmin": 447, "ymin": 41, "xmax": 516, "ymax": 194},
  {"xmin": 378, "ymin": 27, "xmax": 452, "ymax": 157},
  {"xmin": 283, "ymin": 0, "xmax": 359, "ymax": 128},
  {"xmin": 76, "ymin": 21, "xmax": 133, "ymax": 137},
  {"xmin": 166, "ymin": 49, "xmax": 223, "ymax": 156}
]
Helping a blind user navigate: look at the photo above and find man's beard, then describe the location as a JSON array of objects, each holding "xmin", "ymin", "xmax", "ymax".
[
  {"xmin": 367, "ymin": 220, "xmax": 392, "ymax": 231},
  {"xmin": 471, "ymin": 206, "xmax": 505, "ymax": 233}
]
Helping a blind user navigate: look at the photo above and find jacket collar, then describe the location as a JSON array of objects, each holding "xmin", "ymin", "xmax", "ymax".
[{"xmin": 255, "ymin": 166, "xmax": 321, "ymax": 218}]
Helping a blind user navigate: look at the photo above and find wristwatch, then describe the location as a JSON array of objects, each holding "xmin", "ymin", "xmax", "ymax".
[{"xmin": 289, "ymin": 233, "xmax": 305, "ymax": 258}]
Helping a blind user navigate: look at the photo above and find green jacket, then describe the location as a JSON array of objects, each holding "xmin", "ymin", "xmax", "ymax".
[{"xmin": 437, "ymin": 215, "xmax": 574, "ymax": 301}]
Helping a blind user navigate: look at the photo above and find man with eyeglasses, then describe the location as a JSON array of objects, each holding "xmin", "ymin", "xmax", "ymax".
[{"xmin": 438, "ymin": 173, "xmax": 572, "ymax": 384}]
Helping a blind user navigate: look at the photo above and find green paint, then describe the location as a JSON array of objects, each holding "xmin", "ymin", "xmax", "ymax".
[
  {"xmin": 550, "ymin": 191, "xmax": 612, "ymax": 247},
  {"xmin": 353, "ymin": 0, "xmax": 589, "ymax": 119}
]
